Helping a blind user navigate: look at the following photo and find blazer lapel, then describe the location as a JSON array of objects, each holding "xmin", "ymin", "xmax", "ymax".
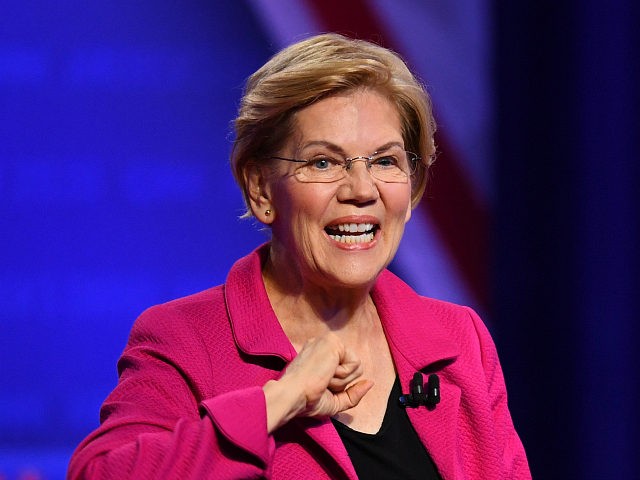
[
  {"xmin": 404, "ymin": 376, "xmax": 462, "ymax": 478},
  {"xmin": 296, "ymin": 418, "xmax": 359, "ymax": 480},
  {"xmin": 224, "ymin": 246, "xmax": 358, "ymax": 478},
  {"xmin": 372, "ymin": 269, "xmax": 461, "ymax": 478}
]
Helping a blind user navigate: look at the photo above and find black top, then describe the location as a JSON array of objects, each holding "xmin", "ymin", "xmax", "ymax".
[{"xmin": 331, "ymin": 376, "xmax": 442, "ymax": 480}]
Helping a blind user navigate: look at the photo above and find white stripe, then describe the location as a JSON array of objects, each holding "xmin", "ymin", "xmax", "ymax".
[{"xmin": 395, "ymin": 213, "xmax": 475, "ymax": 307}]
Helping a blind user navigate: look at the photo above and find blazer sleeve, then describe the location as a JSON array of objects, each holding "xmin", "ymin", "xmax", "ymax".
[
  {"xmin": 67, "ymin": 304, "xmax": 276, "ymax": 480},
  {"xmin": 464, "ymin": 306, "xmax": 532, "ymax": 479}
]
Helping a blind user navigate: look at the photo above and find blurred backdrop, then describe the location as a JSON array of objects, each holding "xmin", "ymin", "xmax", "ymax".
[{"xmin": 1, "ymin": 1, "xmax": 638, "ymax": 479}]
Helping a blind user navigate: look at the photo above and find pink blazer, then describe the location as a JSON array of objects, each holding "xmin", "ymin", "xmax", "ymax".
[{"xmin": 68, "ymin": 244, "xmax": 531, "ymax": 479}]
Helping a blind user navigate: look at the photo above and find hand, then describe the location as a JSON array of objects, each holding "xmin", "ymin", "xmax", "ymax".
[{"xmin": 263, "ymin": 332, "xmax": 373, "ymax": 432}]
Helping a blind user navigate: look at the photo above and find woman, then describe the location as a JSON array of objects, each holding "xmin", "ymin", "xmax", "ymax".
[{"xmin": 68, "ymin": 33, "xmax": 530, "ymax": 479}]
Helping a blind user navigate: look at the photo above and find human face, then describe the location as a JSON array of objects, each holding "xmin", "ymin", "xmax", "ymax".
[{"xmin": 263, "ymin": 89, "xmax": 412, "ymax": 291}]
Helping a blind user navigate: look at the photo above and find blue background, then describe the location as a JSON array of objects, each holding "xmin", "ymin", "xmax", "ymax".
[
  {"xmin": 1, "ymin": 1, "xmax": 638, "ymax": 479},
  {"xmin": 1, "ymin": 3, "xmax": 272, "ymax": 477}
]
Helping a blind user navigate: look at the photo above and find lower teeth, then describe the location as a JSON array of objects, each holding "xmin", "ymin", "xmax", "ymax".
[{"xmin": 329, "ymin": 232, "xmax": 374, "ymax": 244}]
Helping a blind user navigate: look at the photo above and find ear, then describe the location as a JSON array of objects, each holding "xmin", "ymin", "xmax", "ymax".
[
  {"xmin": 244, "ymin": 163, "xmax": 275, "ymax": 224},
  {"xmin": 404, "ymin": 190, "xmax": 413, "ymax": 223},
  {"xmin": 405, "ymin": 203, "xmax": 412, "ymax": 223}
]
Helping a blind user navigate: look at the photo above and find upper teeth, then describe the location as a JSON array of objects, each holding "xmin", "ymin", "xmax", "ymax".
[{"xmin": 332, "ymin": 223, "xmax": 374, "ymax": 233}]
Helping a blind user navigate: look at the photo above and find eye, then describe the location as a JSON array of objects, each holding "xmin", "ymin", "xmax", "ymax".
[
  {"xmin": 371, "ymin": 155, "xmax": 400, "ymax": 168},
  {"xmin": 306, "ymin": 156, "xmax": 340, "ymax": 171}
]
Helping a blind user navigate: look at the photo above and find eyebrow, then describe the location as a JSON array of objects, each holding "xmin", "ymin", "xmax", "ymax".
[{"xmin": 298, "ymin": 140, "xmax": 405, "ymax": 156}]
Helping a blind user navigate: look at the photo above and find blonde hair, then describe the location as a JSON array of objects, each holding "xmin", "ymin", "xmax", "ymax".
[{"xmin": 231, "ymin": 33, "xmax": 436, "ymax": 211}]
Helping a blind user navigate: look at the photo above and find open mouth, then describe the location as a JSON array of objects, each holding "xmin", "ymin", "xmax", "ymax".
[{"xmin": 324, "ymin": 223, "xmax": 379, "ymax": 244}]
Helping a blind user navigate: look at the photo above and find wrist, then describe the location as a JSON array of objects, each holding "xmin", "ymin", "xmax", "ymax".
[{"xmin": 263, "ymin": 378, "xmax": 305, "ymax": 433}]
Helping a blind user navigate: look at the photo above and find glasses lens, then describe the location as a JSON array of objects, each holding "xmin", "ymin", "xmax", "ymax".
[
  {"xmin": 295, "ymin": 157, "xmax": 344, "ymax": 182},
  {"xmin": 368, "ymin": 151, "xmax": 415, "ymax": 183}
]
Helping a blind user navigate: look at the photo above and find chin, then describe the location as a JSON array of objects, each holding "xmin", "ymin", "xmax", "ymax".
[{"xmin": 324, "ymin": 258, "xmax": 389, "ymax": 289}]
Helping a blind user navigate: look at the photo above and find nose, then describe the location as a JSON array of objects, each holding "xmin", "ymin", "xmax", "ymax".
[{"xmin": 336, "ymin": 158, "xmax": 380, "ymax": 203}]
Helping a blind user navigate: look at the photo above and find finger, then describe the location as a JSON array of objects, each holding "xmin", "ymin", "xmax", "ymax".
[
  {"xmin": 328, "ymin": 352, "xmax": 363, "ymax": 391},
  {"xmin": 285, "ymin": 336, "xmax": 340, "ymax": 382},
  {"xmin": 328, "ymin": 368, "xmax": 363, "ymax": 392},
  {"xmin": 332, "ymin": 344, "xmax": 362, "ymax": 377},
  {"xmin": 333, "ymin": 359, "xmax": 362, "ymax": 378}
]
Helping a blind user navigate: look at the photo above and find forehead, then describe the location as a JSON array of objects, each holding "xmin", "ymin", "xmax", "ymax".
[{"xmin": 289, "ymin": 89, "xmax": 403, "ymax": 152}]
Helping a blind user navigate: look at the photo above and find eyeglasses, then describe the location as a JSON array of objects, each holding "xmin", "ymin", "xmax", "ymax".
[{"xmin": 269, "ymin": 149, "xmax": 420, "ymax": 184}]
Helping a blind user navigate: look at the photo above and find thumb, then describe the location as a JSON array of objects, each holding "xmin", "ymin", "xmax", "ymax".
[{"xmin": 334, "ymin": 380, "xmax": 375, "ymax": 413}]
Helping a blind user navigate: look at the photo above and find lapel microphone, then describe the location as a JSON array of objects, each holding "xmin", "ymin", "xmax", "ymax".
[{"xmin": 398, "ymin": 372, "xmax": 440, "ymax": 409}]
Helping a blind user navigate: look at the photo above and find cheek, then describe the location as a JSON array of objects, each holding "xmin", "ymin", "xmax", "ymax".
[
  {"xmin": 284, "ymin": 183, "xmax": 333, "ymax": 213},
  {"xmin": 386, "ymin": 186, "xmax": 413, "ymax": 223},
  {"xmin": 272, "ymin": 184, "xmax": 332, "ymax": 232}
]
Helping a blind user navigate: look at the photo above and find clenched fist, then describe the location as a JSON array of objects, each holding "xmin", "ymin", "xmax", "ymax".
[{"xmin": 263, "ymin": 332, "xmax": 373, "ymax": 433}]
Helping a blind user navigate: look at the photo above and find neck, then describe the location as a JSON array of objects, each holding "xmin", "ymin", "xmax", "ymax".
[{"xmin": 262, "ymin": 247, "xmax": 379, "ymax": 349}]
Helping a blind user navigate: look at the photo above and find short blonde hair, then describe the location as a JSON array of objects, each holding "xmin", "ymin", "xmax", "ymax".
[{"xmin": 231, "ymin": 33, "xmax": 436, "ymax": 211}]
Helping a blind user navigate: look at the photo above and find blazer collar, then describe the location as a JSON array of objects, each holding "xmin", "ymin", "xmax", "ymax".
[
  {"xmin": 372, "ymin": 269, "xmax": 460, "ymax": 371},
  {"xmin": 225, "ymin": 245, "xmax": 459, "ymax": 370},
  {"xmin": 224, "ymin": 244, "xmax": 296, "ymax": 363}
]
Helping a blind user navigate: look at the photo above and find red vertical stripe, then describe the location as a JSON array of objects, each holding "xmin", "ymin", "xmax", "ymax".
[{"xmin": 425, "ymin": 137, "xmax": 489, "ymax": 309}]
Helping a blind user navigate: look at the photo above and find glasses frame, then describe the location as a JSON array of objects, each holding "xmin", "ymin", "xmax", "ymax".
[{"xmin": 268, "ymin": 150, "xmax": 421, "ymax": 184}]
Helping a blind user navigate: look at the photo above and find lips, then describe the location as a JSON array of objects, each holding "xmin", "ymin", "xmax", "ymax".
[{"xmin": 325, "ymin": 222, "xmax": 378, "ymax": 244}]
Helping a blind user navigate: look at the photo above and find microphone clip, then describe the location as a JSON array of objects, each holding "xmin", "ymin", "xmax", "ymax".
[{"xmin": 398, "ymin": 372, "xmax": 440, "ymax": 410}]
